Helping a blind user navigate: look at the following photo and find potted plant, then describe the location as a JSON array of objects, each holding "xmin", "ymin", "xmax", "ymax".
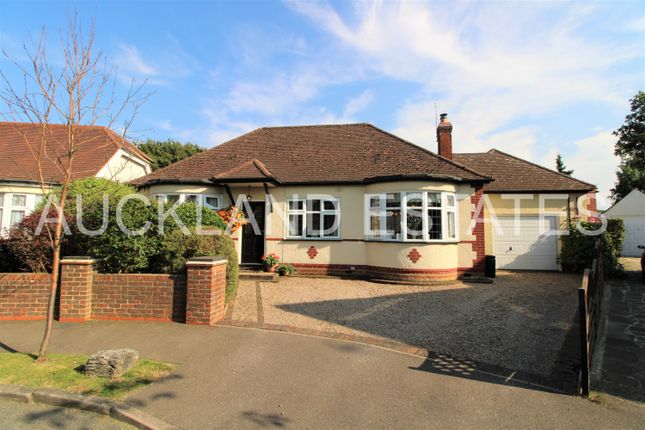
[
  {"xmin": 261, "ymin": 253, "xmax": 280, "ymax": 272},
  {"xmin": 276, "ymin": 263, "xmax": 295, "ymax": 276}
]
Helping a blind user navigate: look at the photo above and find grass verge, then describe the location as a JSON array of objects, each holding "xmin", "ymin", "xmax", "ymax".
[{"xmin": 0, "ymin": 352, "xmax": 175, "ymax": 399}]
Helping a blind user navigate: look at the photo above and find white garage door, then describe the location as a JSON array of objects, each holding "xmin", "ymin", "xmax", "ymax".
[
  {"xmin": 621, "ymin": 216, "xmax": 645, "ymax": 257},
  {"xmin": 494, "ymin": 216, "xmax": 558, "ymax": 271}
]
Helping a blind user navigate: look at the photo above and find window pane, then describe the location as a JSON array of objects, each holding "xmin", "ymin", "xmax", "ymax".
[
  {"xmin": 386, "ymin": 209, "xmax": 401, "ymax": 239},
  {"xmin": 289, "ymin": 200, "xmax": 303, "ymax": 211},
  {"xmin": 446, "ymin": 194, "xmax": 456, "ymax": 207},
  {"xmin": 308, "ymin": 199, "xmax": 321, "ymax": 212},
  {"xmin": 370, "ymin": 214, "xmax": 381, "ymax": 238},
  {"xmin": 386, "ymin": 193, "xmax": 401, "ymax": 208},
  {"xmin": 406, "ymin": 207, "xmax": 423, "ymax": 239},
  {"xmin": 323, "ymin": 214, "xmax": 338, "ymax": 237},
  {"xmin": 369, "ymin": 196, "xmax": 381, "ymax": 209},
  {"xmin": 307, "ymin": 213, "xmax": 321, "ymax": 237},
  {"xmin": 205, "ymin": 197, "xmax": 219, "ymax": 208},
  {"xmin": 10, "ymin": 210, "xmax": 25, "ymax": 226},
  {"xmin": 184, "ymin": 195, "xmax": 197, "ymax": 203},
  {"xmin": 427, "ymin": 209, "xmax": 442, "ymax": 239},
  {"xmin": 323, "ymin": 200, "xmax": 337, "ymax": 211},
  {"xmin": 167, "ymin": 195, "xmax": 180, "ymax": 204},
  {"xmin": 447, "ymin": 211, "xmax": 456, "ymax": 239},
  {"xmin": 428, "ymin": 192, "xmax": 441, "ymax": 208},
  {"xmin": 0, "ymin": 193, "xmax": 4, "ymax": 206},
  {"xmin": 406, "ymin": 193, "xmax": 422, "ymax": 207},
  {"xmin": 12, "ymin": 194, "xmax": 26, "ymax": 207},
  {"xmin": 288, "ymin": 214, "xmax": 303, "ymax": 237}
]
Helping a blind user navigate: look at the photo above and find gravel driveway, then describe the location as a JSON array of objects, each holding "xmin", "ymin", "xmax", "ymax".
[{"xmin": 227, "ymin": 271, "xmax": 581, "ymax": 381}]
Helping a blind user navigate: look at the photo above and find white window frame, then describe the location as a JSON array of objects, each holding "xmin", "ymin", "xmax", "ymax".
[
  {"xmin": 286, "ymin": 196, "xmax": 341, "ymax": 240},
  {"xmin": 365, "ymin": 191, "xmax": 459, "ymax": 243},
  {"xmin": 154, "ymin": 193, "xmax": 222, "ymax": 209}
]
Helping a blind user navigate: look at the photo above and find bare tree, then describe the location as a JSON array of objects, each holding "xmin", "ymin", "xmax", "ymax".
[{"xmin": 0, "ymin": 13, "xmax": 150, "ymax": 360}]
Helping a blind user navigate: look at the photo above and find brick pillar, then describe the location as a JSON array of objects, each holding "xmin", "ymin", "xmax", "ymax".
[
  {"xmin": 470, "ymin": 185, "xmax": 486, "ymax": 273},
  {"xmin": 59, "ymin": 257, "xmax": 95, "ymax": 322},
  {"xmin": 185, "ymin": 256, "xmax": 228, "ymax": 326}
]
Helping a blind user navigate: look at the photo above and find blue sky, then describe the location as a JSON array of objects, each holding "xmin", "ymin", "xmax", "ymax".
[{"xmin": 1, "ymin": 1, "xmax": 644, "ymax": 206}]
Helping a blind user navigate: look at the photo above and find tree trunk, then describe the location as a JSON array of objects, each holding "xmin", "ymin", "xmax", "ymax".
[{"xmin": 36, "ymin": 207, "xmax": 64, "ymax": 361}]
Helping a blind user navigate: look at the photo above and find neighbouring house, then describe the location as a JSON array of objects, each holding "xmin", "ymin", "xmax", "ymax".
[
  {"xmin": 133, "ymin": 114, "xmax": 597, "ymax": 280},
  {"xmin": 0, "ymin": 122, "xmax": 152, "ymax": 233},
  {"xmin": 603, "ymin": 189, "xmax": 645, "ymax": 257}
]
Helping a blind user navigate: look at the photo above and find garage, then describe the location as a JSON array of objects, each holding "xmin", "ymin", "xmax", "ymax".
[
  {"xmin": 619, "ymin": 216, "xmax": 645, "ymax": 257},
  {"xmin": 493, "ymin": 216, "xmax": 558, "ymax": 271},
  {"xmin": 604, "ymin": 190, "xmax": 645, "ymax": 257}
]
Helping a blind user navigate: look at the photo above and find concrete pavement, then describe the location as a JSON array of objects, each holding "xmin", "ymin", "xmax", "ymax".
[
  {"xmin": 593, "ymin": 258, "xmax": 645, "ymax": 402},
  {"xmin": 0, "ymin": 399, "xmax": 135, "ymax": 430},
  {"xmin": 0, "ymin": 320, "xmax": 643, "ymax": 429}
]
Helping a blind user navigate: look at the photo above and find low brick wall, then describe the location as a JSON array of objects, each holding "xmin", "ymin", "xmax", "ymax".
[
  {"xmin": 292, "ymin": 264, "xmax": 460, "ymax": 282},
  {"xmin": 92, "ymin": 274, "xmax": 187, "ymax": 322},
  {"xmin": 0, "ymin": 256, "xmax": 227, "ymax": 326},
  {"xmin": 0, "ymin": 273, "xmax": 52, "ymax": 320}
]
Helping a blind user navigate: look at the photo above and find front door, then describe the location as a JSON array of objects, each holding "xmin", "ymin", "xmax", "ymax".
[{"xmin": 241, "ymin": 202, "xmax": 265, "ymax": 264}]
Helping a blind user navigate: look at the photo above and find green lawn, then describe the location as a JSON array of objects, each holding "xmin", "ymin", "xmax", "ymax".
[{"xmin": 0, "ymin": 352, "xmax": 175, "ymax": 399}]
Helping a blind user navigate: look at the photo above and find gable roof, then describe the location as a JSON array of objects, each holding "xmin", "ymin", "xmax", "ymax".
[
  {"xmin": 0, "ymin": 122, "xmax": 151, "ymax": 184},
  {"xmin": 133, "ymin": 123, "xmax": 490, "ymax": 186},
  {"xmin": 453, "ymin": 149, "xmax": 595, "ymax": 193},
  {"xmin": 603, "ymin": 189, "xmax": 645, "ymax": 216}
]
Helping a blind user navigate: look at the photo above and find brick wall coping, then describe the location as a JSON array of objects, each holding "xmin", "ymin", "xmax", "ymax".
[
  {"xmin": 60, "ymin": 257, "xmax": 96, "ymax": 265},
  {"xmin": 185, "ymin": 256, "xmax": 228, "ymax": 267}
]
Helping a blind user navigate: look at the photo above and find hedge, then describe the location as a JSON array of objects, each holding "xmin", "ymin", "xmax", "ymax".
[
  {"xmin": 560, "ymin": 219, "xmax": 625, "ymax": 277},
  {"xmin": 160, "ymin": 229, "xmax": 238, "ymax": 302}
]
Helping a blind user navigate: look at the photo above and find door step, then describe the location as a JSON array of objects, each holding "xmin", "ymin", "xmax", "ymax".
[{"xmin": 239, "ymin": 270, "xmax": 279, "ymax": 282}]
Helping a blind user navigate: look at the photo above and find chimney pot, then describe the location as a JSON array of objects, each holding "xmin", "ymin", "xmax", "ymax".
[{"xmin": 437, "ymin": 113, "xmax": 453, "ymax": 160}]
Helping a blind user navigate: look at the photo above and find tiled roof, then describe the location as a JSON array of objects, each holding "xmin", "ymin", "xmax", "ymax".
[
  {"xmin": 133, "ymin": 124, "xmax": 490, "ymax": 186},
  {"xmin": 453, "ymin": 149, "xmax": 595, "ymax": 193},
  {"xmin": 0, "ymin": 122, "xmax": 150, "ymax": 184}
]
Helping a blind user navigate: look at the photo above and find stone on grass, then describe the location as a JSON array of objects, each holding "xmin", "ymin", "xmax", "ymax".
[{"xmin": 84, "ymin": 349, "xmax": 139, "ymax": 379}]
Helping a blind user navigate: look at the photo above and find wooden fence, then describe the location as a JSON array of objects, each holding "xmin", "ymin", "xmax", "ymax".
[{"xmin": 578, "ymin": 239, "xmax": 605, "ymax": 396}]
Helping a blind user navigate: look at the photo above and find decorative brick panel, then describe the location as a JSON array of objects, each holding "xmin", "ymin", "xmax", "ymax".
[
  {"xmin": 59, "ymin": 257, "xmax": 95, "ymax": 322},
  {"xmin": 407, "ymin": 248, "xmax": 421, "ymax": 264},
  {"xmin": 306, "ymin": 246, "xmax": 318, "ymax": 259},
  {"xmin": 185, "ymin": 257, "xmax": 228, "ymax": 326}
]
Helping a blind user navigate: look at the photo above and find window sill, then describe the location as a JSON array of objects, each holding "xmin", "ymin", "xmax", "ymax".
[
  {"xmin": 365, "ymin": 239, "xmax": 460, "ymax": 244},
  {"xmin": 283, "ymin": 237, "xmax": 342, "ymax": 241}
]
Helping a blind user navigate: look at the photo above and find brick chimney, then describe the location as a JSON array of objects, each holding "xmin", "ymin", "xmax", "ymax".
[{"xmin": 437, "ymin": 113, "xmax": 453, "ymax": 160}]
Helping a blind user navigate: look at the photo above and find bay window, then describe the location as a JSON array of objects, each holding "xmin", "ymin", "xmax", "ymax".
[
  {"xmin": 366, "ymin": 191, "xmax": 458, "ymax": 242},
  {"xmin": 287, "ymin": 197, "xmax": 340, "ymax": 239}
]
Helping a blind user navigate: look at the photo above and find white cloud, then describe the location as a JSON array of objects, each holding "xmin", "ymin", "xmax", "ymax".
[
  {"xmin": 563, "ymin": 131, "xmax": 619, "ymax": 208},
  {"xmin": 343, "ymin": 89, "xmax": 374, "ymax": 118},
  {"xmin": 116, "ymin": 44, "xmax": 158, "ymax": 76},
  {"xmin": 290, "ymin": 1, "xmax": 640, "ymax": 208}
]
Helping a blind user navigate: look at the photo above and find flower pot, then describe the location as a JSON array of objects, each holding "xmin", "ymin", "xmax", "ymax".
[{"xmin": 265, "ymin": 265, "xmax": 276, "ymax": 273}]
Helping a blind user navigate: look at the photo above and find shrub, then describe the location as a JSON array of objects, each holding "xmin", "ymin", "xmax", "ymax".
[
  {"xmin": 560, "ymin": 221, "xmax": 624, "ymax": 278},
  {"xmin": 0, "ymin": 209, "xmax": 75, "ymax": 272},
  {"xmin": 63, "ymin": 179, "xmax": 158, "ymax": 273},
  {"xmin": 160, "ymin": 229, "xmax": 238, "ymax": 302}
]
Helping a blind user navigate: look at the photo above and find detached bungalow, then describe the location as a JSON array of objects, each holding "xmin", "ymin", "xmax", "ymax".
[
  {"xmin": 0, "ymin": 122, "xmax": 152, "ymax": 233},
  {"xmin": 134, "ymin": 115, "xmax": 596, "ymax": 280}
]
